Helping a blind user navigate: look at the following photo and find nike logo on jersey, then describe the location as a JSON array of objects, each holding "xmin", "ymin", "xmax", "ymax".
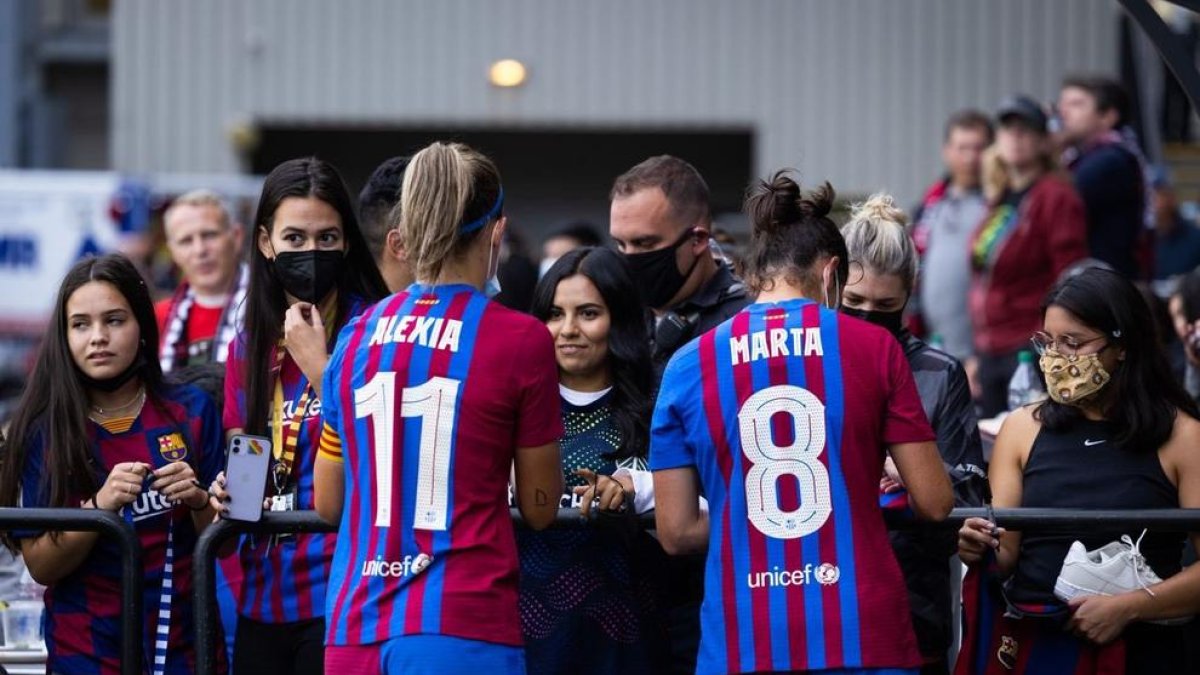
[
  {"xmin": 368, "ymin": 315, "xmax": 463, "ymax": 352},
  {"xmin": 1083, "ymin": 439, "xmax": 1106, "ymax": 447},
  {"xmin": 731, "ymin": 327, "xmax": 824, "ymax": 366}
]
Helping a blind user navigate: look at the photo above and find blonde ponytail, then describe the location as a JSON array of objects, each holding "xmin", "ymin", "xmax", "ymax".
[
  {"xmin": 399, "ymin": 142, "xmax": 501, "ymax": 282},
  {"xmin": 842, "ymin": 192, "xmax": 918, "ymax": 291}
]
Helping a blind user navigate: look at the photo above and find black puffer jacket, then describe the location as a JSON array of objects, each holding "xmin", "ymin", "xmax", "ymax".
[{"xmin": 892, "ymin": 331, "xmax": 986, "ymax": 661}]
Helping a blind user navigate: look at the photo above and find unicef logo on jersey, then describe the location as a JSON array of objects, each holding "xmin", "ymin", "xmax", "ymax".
[
  {"xmin": 747, "ymin": 562, "xmax": 841, "ymax": 589},
  {"xmin": 360, "ymin": 553, "xmax": 433, "ymax": 579}
]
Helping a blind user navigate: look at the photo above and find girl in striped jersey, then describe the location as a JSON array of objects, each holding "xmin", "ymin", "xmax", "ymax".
[
  {"xmin": 0, "ymin": 254, "xmax": 223, "ymax": 675},
  {"xmin": 210, "ymin": 158, "xmax": 387, "ymax": 675},
  {"xmin": 314, "ymin": 141, "xmax": 564, "ymax": 675}
]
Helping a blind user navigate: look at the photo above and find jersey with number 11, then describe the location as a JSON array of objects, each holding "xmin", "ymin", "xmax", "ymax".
[
  {"xmin": 650, "ymin": 298, "xmax": 936, "ymax": 674},
  {"xmin": 319, "ymin": 284, "xmax": 563, "ymax": 648}
]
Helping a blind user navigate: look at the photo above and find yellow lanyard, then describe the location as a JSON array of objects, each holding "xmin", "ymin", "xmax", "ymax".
[{"xmin": 271, "ymin": 348, "xmax": 312, "ymax": 494}]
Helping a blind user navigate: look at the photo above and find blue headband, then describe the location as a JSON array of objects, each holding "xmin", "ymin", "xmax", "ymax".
[{"xmin": 459, "ymin": 187, "xmax": 505, "ymax": 234}]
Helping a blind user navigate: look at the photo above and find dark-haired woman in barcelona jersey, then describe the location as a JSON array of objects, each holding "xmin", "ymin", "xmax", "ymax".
[{"xmin": 210, "ymin": 157, "xmax": 388, "ymax": 675}]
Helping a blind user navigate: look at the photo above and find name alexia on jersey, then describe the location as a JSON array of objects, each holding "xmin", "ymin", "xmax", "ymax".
[
  {"xmin": 368, "ymin": 314, "xmax": 464, "ymax": 352},
  {"xmin": 730, "ymin": 326, "xmax": 824, "ymax": 366}
]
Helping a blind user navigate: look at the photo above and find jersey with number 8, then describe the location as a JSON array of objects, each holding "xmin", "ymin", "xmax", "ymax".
[
  {"xmin": 738, "ymin": 385, "xmax": 831, "ymax": 539},
  {"xmin": 650, "ymin": 298, "xmax": 935, "ymax": 675},
  {"xmin": 319, "ymin": 284, "xmax": 563, "ymax": 649}
]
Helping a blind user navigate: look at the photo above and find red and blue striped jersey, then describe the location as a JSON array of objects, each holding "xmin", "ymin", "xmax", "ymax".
[
  {"xmin": 222, "ymin": 295, "xmax": 369, "ymax": 623},
  {"xmin": 16, "ymin": 384, "xmax": 223, "ymax": 675},
  {"xmin": 650, "ymin": 299, "xmax": 934, "ymax": 674},
  {"xmin": 320, "ymin": 284, "xmax": 562, "ymax": 647}
]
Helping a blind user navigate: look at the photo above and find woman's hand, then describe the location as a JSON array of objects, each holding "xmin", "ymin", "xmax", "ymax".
[
  {"xmin": 208, "ymin": 471, "xmax": 230, "ymax": 518},
  {"xmin": 1067, "ymin": 594, "xmax": 1136, "ymax": 645},
  {"xmin": 283, "ymin": 302, "xmax": 329, "ymax": 385},
  {"xmin": 149, "ymin": 461, "xmax": 208, "ymax": 510},
  {"xmin": 957, "ymin": 516, "xmax": 1003, "ymax": 565},
  {"xmin": 94, "ymin": 462, "xmax": 152, "ymax": 511},
  {"xmin": 880, "ymin": 456, "xmax": 905, "ymax": 493},
  {"xmin": 573, "ymin": 468, "xmax": 632, "ymax": 518}
]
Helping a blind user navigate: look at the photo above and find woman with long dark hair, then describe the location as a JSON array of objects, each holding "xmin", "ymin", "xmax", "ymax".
[
  {"xmin": 0, "ymin": 254, "xmax": 223, "ymax": 674},
  {"xmin": 210, "ymin": 157, "xmax": 387, "ymax": 674},
  {"xmin": 958, "ymin": 267, "xmax": 1200, "ymax": 674},
  {"xmin": 523, "ymin": 246, "xmax": 668, "ymax": 673}
]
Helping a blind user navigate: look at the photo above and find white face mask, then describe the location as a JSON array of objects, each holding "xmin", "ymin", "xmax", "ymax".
[
  {"xmin": 484, "ymin": 231, "xmax": 503, "ymax": 299},
  {"xmin": 822, "ymin": 261, "xmax": 841, "ymax": 310},
  {"xmin": 538, "ymin": 257, "xmax": 558, "ymax": 280}
]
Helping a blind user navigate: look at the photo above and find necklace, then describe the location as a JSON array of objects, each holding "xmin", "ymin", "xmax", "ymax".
[{"xmin": 90, "ymin": 386, "xmax": 146, "ymax": 416}]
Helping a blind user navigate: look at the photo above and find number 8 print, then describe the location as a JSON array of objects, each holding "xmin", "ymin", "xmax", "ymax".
[{"xmin": 737, "ymin": 385, "xmax": 831, "ymax": 539}]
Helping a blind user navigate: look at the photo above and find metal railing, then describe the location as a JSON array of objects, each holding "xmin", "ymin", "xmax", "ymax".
[
  {"xmin": 191, "ymin": 506, "xmax": 1200, "ymax": 675},
  {"xmin": 0, "ymin": 508, "xmax": 143, "ymax": 675}
]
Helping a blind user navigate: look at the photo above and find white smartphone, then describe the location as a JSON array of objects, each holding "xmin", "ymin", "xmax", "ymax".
[{"xmin": 224, "ymin": 434, "xmax": 271, "ymax": 522}]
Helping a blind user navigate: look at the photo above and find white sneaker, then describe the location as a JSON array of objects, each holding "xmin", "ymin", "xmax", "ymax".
[{"xmin": 1054, "ymin": 530, "xmax": 1190, "ymax": 626}]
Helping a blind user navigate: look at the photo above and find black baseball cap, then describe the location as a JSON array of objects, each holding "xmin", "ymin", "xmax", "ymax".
[{"xmin": 996, "ymin": 95, "xmax": 1048, "ymax": 133}]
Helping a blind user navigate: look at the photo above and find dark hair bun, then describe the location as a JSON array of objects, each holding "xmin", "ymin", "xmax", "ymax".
[{"xmin": 745, "ymin": 170, "xmax": 835, "ymax": 237}]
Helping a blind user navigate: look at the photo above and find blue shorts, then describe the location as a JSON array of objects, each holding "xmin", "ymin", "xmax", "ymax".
[{"xmin": 325, "ymin": 634, "xmax": 525, "ymax": 675}]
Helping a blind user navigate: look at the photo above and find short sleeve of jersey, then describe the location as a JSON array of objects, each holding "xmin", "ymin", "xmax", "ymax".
[
  {"xmin": 513, "ymin": 322, "xmax": 564, "ymax": 448},
  {"xmin": 13, "ymin": 428, "xmax": 48, "ymax": 540},
  {"xmin": 321, "ymin": 317, "xmax": 358, "ymax": 439},
  {"xmin": 649, "ymin": 347, "xmax": 697, "ymax": 471},
  {"xmin": 882, "ymin": 336, "xmax": 937, "ymax": 446},
  {"xmin": 222, "ymin": 333, "xmax": 247, "ymax": 431}
]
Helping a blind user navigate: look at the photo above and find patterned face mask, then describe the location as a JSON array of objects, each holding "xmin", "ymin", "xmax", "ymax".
[{"xmin": 1038, "ymin": 351, "xmax": 1111, "ymax": 404}]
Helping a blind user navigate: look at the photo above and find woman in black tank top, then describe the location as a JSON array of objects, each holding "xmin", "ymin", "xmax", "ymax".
[{"xmin": 957, "ymin": 268, "xmax": 1200, "ymax": 675}]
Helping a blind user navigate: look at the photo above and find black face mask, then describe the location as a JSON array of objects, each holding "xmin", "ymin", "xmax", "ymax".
[
  {"xmin": 77, "ymin": 354, "xmax": 146, "ymax": 393},
  {"xmin": 842, "ymin": 306, "xmax": 905, "ymax": 338},
  {"xmin": 625, "ymin": 229, "xmax": 700, "ymax": 309},
  {"xmin": 273, "ymin": 250, "xmax": 345, "ymax": 304}
]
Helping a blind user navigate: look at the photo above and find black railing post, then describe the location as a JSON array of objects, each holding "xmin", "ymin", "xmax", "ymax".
[
  {"xmin": 0, "ymin": 508, "xmax": 143, "ymax": 675},
  {"xmin": 193, "ymin": 518, "xmax": 232, "ymax": 675},
  {"xmin": 193, "ymin": 512, "xmax": 338, "ymax": 675},
  {"xmin": 192, "ymin": 506, "xmax": 1200, "ymax": 675}
]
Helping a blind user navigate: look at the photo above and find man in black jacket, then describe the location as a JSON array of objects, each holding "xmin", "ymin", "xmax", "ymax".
[
  {"xmin": 1057, "ymin": 76, "xmax": 1147, "ymax": 279},
  {"xmin": 609, "ymin": 155, "xmax": 748, "ymax": 675},
  {"xmin": 609, "ymin": 155, "xmax": 748, "ymax": 380}
]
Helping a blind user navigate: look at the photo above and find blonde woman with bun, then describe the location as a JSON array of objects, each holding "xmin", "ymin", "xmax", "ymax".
[
  {"xmin": 842, "ymin": 193, "xmax": 986, "ymax": 674},
  {"xmin": 651, "ymin": 170, "xmax": 952, "ymax": 674}
]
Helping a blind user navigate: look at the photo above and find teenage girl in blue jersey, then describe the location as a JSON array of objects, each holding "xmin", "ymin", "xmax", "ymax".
[{"xmin": 0, "ymin": 254, "xmax": 223, "ymax": 674}]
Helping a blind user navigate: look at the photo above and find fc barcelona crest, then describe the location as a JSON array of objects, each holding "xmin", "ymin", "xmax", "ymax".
[
  {"xmin": 158, "ymin": 433, "xmax": 188, "ymax": 462},
  {"xmin": 997, "ymin": 635, "xmax": 1018, "ymax": 670}
]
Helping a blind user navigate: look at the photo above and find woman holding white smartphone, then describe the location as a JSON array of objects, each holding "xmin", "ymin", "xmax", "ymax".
[{"xmin": 210, "ymin": 157, "xmax": 387, "ymax": 675}]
